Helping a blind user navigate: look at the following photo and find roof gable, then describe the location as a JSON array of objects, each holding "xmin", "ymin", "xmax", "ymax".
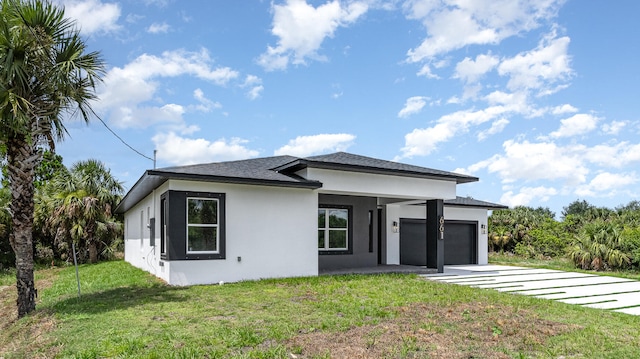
[{"xmin": 274, "ymin": 152, "xmax": 478, "ymax": 184}]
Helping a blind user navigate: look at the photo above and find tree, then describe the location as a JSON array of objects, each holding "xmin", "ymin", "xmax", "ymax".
[
  {"xmin": 0, "ymin": 0, "xmax": 105, "ymax": 317},
  {"xmin": 39, "ymin": 159, "xmax": 123, "ymax": 263},
  {"xmin": 568, "ymin": 220, "xmax": 630, "ymax": 271},
  {"xmin": 561, "ymin": 199, "xmax": 594, "ymax": 219},
  {"xmin": 0, "ymin": 185, "xmax": 12, "ymax": 269}
]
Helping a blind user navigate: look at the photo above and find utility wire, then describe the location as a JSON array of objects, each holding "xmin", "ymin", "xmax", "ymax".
[{"xmin": 95, "ymin": 113, "xmax": 154, "ymax": 162}]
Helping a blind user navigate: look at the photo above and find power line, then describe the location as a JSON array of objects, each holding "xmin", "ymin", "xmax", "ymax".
[{"xmin": 94, "ymin": 113, "xmax": 154, "ymax": 162}]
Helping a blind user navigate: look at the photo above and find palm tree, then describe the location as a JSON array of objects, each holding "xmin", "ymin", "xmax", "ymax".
[
  {"xmin": 568, "ymin": 220, "xmax": 630, "ymax": 271},
  {"xmin": 0, "ymin": 0, "xmax": 105, "ymax": 317},
  {"xmin": 42, "ymin": 160, "xmax": 123, "ymax": 264}
]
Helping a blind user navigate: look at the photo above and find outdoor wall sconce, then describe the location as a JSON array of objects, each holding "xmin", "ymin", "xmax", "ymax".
[
  {"xmin": 481, "ymin": 224, "xmax": 486, "ymax": 234},
  {"xmin": 392, "ymin": 221, "xmax": 399, "ymax": 233}
]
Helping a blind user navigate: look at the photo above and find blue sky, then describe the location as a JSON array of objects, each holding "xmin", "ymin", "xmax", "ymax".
[{"xmin": 54, "ymin": 0, "xmax": 640, "ymax": 216}]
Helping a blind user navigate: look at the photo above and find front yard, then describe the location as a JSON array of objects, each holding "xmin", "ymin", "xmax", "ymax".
[{"xmin": 1, "ymin": 260, "xmax": 640, "ymax": 358}]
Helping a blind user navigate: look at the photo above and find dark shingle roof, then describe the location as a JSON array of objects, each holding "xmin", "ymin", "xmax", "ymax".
[
  {"xmin": 115, "ymin": 152, "xmax": 480, "ymax": 214},
  {"xmin": 151, "ymin": 155, "xmax": 311, "ymax": 185},
  {"xmin": 275, "ymin": 152, "xmax": 478, "ymax": 184},
  {"xmin": 444, "ymin": 196, "xmax": 508, "ymax": 210}
]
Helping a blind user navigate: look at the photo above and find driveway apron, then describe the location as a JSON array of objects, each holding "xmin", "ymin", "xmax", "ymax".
[{"xmin": 422, "ymin": 265, "xmax": 640, "ymax": 316}]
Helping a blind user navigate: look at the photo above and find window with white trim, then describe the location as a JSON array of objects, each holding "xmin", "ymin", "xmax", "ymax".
[
  {"xmin": 318, "ymin": 208, "xmax": 349, "ymax": 251},
  {"xmin": 187, "ymin": 197, "xmax": 219, "ymax": 253}
]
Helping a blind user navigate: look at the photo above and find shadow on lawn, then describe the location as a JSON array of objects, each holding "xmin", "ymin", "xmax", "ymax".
[{"xmin": 47, "ymin": 284, "xmax": 189, "ymax": 315}]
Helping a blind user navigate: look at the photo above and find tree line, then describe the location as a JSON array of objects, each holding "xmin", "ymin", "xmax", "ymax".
[
  {"xmin": 489, "ymin": 200, "xmax": 640, "ymax": 271},
  {"xmin": 0, "ymin": 151, "xmax": 123, "ymax": 269}
]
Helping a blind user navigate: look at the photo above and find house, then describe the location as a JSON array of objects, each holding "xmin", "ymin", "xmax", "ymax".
[{"xmin": 115, "ymin": 152, "xmax": 506, "ymax": 285}]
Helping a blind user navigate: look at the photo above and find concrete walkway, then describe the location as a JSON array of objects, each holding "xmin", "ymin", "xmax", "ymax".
[{"xmin": 422, "ymin": 265, "xmax": 640, "ymax": 316}]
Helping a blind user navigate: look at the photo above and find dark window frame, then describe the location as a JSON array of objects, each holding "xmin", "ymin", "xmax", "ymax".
[
  {"xmin": 318, "ymin": 204, "xmax": 353, "ymax": 255},
  {"xmin": 160, "ymin": 190, "xmax": 226, "ymax": 261},
  {"xmin": 186, "ymin": 196, "xmax": 220, "ymax": 254}
]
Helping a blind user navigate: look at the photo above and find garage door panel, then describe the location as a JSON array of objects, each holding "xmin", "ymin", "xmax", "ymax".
[
  {"xmin": 399, "ymin": 219, "xmax": 427, "ymax": 265},
  {"xmin": 445, "ymin": 222, "xmax": 477, "ymax": 265},
  {"xmin": 400, "ymin": 219, "xmax": 477, "ymax": 265}
]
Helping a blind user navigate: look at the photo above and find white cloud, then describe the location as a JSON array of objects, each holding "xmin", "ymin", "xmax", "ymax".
[
  {"xmin": 477, "ymin": 118, "xmax": 509, "ymax": 141},
  {"xmin": 274, "ymin": 133, "xmax": 356, "ymax": 157},
  {"xmin": 580, "ymin": 141, "xmax": 640, "ymax": 168},
  {"xmin": 498, "ymin": 32, "xmax": 573, "ymax": 94},
  {"xmin": 398, "ymin": 105, "xmax": 511, "ymax": 158},
  {"xmin": 549, "ymin": 113, "xmax": 600, "ymax": 138},
  {"xmin": 96, "ymin": 49, "xmax": 239, "ymax": 128},
  {"xmin": 471, "ymin": 140, "xmax": 589, "ymax": 185},
  {"xmin": 192, "ymin": 89, "xmax": 221, "ymax": 112},
  {"xmin": 398, "ymin": 96, "xmax": 429, "ymax": 118},
  {"xmin": 403, "ymin": 0, "xmax": 563, "ymax": 62},
  {"xmin": 575, "ymin": 172, "xmax": 638, "ymax": 197},
  {"xmin": 551, "ymin": 103, "xmax": 578, "ymax": 115},
  {"xmin": 601, "ymin": 120, "xmax": 627, "ymax": 135},
  {"xmin": 461, "ymin": 139, "xmax": 640, "ymax": 202},
  {"xmin": 58, "ymin": 0, "xmax": 121, "ymax": 35},
  {"xmin": 153, "ymin": 132, "xmax": 259, "ymax": 165},
  {"xmin": 242, "ymin": 75, "xmax": 264, "ymax": 100},
  {"xmin": 500, "ymin": 186, "xmax": 558, "ymax": 207},
  {"xmin": 147, "ymin": 22, "xmax": 170, "ymax": 34},
  {"xmin": 417, "ymin": 64, "xmax": 440, "ymax": 79},
  {"xmin": 258, "ymin": 0, "xmax": 368, "ymax": 71},
  {"xmin": 453, "ymin": 53, "xmax": 499, "ymax": 83}
]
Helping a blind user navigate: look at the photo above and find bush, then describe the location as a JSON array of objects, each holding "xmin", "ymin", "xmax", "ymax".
[
  {"xmin": 568, "ymin": 221, "xmax": 630, "ymax": 271},
  {"xmin": 621, "ymin": 227, "xmax": 640, "ymax": 268},
  {"xmin": 513, "ymin": 219, "xmax": 570, "ymax": 259}
]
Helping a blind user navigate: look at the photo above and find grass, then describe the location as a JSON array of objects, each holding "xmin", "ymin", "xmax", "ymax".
[
  {"xmin": 489, "ymin": 252, "xmax": 640, "ymax": 280},
  {"xmin": 0, "ymin": 260, "xmax": 639, "ymax": 358}
]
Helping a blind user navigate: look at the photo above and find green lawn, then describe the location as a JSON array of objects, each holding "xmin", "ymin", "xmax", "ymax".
[
  {"xmin": 489, "ymin": 252, "xmax": 640, "ymax": 280},
  {"xmin": 2, "ymin": 261, "xmax": 640, "ymax": 358}
]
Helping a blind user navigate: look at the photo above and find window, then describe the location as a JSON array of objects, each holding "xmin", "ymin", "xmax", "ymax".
[
  {"xmin": 318, "ymin": 207, "xmax": 351, "ymax": 253},
  {"xmin": 160, "ymin": 190, "xmax": 225, "ymax": 260},
  {"xmin": 187, "ymin": 197, "xmax": 219, "ymax": 253},
  {"xmin": 160, "ymin": 196, "xmax": 167, "ymax": 255},
  {"xmin": 140, "ymin": 210, "xmax": 144, "ymax": 247}
]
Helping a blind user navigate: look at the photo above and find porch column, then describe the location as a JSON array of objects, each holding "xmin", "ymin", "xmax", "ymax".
[{"xmin": 426, "ymin": 199, "xmax": 444, "ymax": 273}]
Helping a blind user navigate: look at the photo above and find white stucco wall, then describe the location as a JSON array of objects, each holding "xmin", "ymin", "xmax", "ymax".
[
  {"xmin": 303, "ymin": 168, "xmax": 457, "ymax": 200},
  {"xmin": 124, "ymin": 182, "xmax": 167, "ymax": 280},
  {"xmin": 124, "ymin": 180, "xmax": 318, "ymax": 285},
  {"xmin": 382, "ymin": 204, "xmax": 488, "ymax": 265}
]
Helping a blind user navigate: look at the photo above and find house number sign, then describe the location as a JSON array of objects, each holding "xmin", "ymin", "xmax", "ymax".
[{"xmin": 438, "ymin": 216, "xmax": 445, "ymax": 240}]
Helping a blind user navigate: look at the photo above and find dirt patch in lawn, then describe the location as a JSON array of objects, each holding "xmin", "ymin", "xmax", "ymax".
[
  {"xmin": 287, "ymin": 302, "xmax": 578, "ymax": 358},
  {"xmin": 0, "ymin": 268, "xmax": 61, "ymax": 358}
]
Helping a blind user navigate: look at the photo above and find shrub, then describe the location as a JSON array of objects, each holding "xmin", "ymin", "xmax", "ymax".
[{"xmin": 568, "ymin": 221, "xmax": 630, "ymax": 271}]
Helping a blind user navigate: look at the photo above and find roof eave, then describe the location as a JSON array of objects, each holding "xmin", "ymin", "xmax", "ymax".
[
  {"xmin": 115, "ymin": 170, "xmax": 322, "ymax": 214},
  {"xmin": 274, "ymin": 159, "xmax": 478, "ymax": 184}
]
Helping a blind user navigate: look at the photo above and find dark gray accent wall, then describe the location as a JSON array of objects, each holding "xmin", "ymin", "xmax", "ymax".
[
  {"xmin": 318, "ymin": 194, "xmax": 378, "ymax": 270},
  {"xmin": 160, "ymin": 190, "xmax": 226, "ymax": 261}
]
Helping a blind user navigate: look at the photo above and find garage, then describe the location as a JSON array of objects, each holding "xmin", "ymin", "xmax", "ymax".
[{"xmin": 399, "ymin": 219, "xmax": 478, "ymax": 265}]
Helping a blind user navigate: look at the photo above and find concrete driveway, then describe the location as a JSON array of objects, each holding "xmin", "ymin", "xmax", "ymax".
[{"xmin": 422, "ymin": 265, "xmax": 640, "ymax": 316}]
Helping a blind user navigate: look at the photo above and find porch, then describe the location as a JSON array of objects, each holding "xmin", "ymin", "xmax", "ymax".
[{"xmin": 320, "ymin": 264, "xmax": 437, "ymax": 276}]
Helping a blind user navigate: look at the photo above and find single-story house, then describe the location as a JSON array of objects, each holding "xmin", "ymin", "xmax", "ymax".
[{"xmin": 115, "ymin": 152, "xmax": 506, "ymax": 285}]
